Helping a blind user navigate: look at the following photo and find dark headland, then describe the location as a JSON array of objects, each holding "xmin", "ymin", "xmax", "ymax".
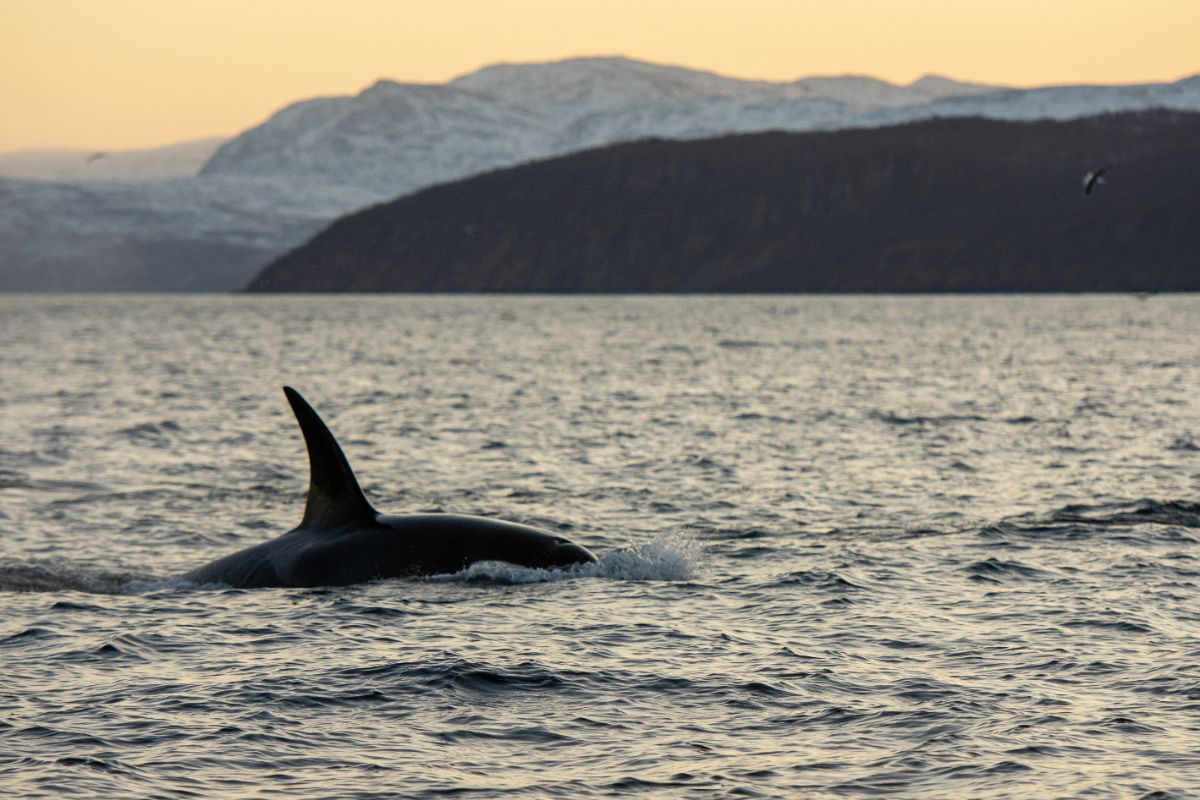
[{"xmin": 246, "ymin": 112, "xmax": 1200, "ymax": 293}]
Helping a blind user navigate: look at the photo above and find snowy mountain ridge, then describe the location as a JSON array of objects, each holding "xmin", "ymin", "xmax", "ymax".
[
  {"xmin": 199, "ymin": 56, "xmax": 1200, "ymax": 198},
  {"xmin": 200, "ymin": 57, "xmax": 1006, "ymax": 193}
]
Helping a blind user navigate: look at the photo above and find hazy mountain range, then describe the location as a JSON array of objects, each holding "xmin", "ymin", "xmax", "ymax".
[
  {"xmin": 2, "ymin": 56, "xmax": 1198, "ymax": 291},
  {"xmin": 0, "ymin": 138, "xmax": 226, "ymax": 183}
]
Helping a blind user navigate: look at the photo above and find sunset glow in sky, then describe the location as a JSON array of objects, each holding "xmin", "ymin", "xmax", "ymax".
[{"xmin": 2, "ymin": 0, "xmax": 1198, "ymax": 151}]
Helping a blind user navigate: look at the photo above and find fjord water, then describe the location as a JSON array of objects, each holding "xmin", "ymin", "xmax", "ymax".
[{"xmin": 1, "ymin": 294, "xmax": 1197, "ymax": 799}]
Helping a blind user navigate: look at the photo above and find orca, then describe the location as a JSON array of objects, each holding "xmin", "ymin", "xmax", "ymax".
[{"xmin": 183, "ymin": 387, "xmax": 596, "ymax": 588}]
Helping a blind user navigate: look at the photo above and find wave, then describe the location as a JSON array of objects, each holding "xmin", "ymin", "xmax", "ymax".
[
  {"xmin": 430, "ymin": 533, "xmax": 697, "ymax": 584},
  {"xmin": 770, "ymin": 569, "xmax": 863, "ymax": 590},
  {"xmin": 982, "ymin": 499, "xmax": 1200, "ymax": 541},
  {"xmin": 870, "ymin": 410, "xmax": 1040, "ymax": 426},
  {"xmin": 964, "ymin": 557, "xmax": 1047, "ymax": 583},
  {"xmin": 1168, "ymin": 433, "xmax": 1199, "ymax": 451},
  {"xmin": 0, "ymin": 469, "xmax": 105, "ymax": 493},
  {"xmin": 112, "ymin": 419, "xmax": 185, "ymax": 450},
  {"xmin": 0, "ymin": 558, "xmax": 162, "ymax": 594},
  {"xmin": 1048, "ymin": 499, "xmax": 1200, "ymax": 528},
  {"xmin": 340, "ymin": 656, "xmax": 574, "ymax": 695},
  {"xmin": 333, "ymin": 653, "xmax": 798, "ymax": 702}
]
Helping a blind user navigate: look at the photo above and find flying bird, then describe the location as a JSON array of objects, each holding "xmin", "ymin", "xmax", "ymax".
[{"xmin": 1082, "ymin": 165, "xmax": 1110, "ymax": 195}]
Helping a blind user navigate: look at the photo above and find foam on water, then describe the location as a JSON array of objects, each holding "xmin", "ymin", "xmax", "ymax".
[{"xmin": 433, "ymin": 533, "xmax": 699, "ymax": 584}]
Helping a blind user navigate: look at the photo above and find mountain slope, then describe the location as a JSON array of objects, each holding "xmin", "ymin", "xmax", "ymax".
[
  {"xmin": 246, "ymin": 112, "xmax": 1200, "ymax": 293},
  {"xmin": 0, "ymin": 176, "xmax": 343, "ymax": 291},
  {"xmin": 198, "ymin": 82, "xmax": 554, "ymax": 195}
]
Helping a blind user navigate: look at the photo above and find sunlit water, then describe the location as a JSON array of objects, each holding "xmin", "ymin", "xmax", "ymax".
[{"xmin": 1, "ymin": 294, "xmax": 1198, "ymax": 799}]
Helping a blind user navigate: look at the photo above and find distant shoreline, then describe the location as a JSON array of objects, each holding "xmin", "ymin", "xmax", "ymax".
[{"xmin": 246, "ymin": 114, "xmax": 1200, "ymax": 294}]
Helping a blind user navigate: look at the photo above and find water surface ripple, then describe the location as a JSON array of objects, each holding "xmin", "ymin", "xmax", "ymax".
[{"xmin": 1, "ymin": 295, "xmax": 1198, "ymax": 798}]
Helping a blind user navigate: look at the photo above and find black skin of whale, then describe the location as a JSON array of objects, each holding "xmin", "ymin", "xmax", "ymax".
[{"xmin": 183, "ymin": 387, "xmax": 597, "ymax": 588}]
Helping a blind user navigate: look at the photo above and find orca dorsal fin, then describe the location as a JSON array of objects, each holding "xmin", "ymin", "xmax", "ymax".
[{"xmin": 283, "ymin": 387, "xmax": 377, "ymax": 529}]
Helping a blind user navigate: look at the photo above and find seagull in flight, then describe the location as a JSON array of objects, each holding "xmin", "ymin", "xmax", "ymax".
[{"xmin": 1082, "ymin": 165, "xmax": 1110, "ymax": 195}]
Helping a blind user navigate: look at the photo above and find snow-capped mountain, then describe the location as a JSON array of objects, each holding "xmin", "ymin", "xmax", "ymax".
[
  {"xmin": 200, "ymin": 57, "xmax": 1003, "ymax": 194},
  {"xmin": 3, "ymin": 56, "xmax": 1198, "ymax": 291},
  {"xmin": 199, "ymin": 82, "xmax": 553, "ymax": 194}
]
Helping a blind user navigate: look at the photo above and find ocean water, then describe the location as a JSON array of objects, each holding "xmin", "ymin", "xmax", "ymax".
[{"xmin": 1, "ymin": 294, "xmax": 1198, "ymax": 799}]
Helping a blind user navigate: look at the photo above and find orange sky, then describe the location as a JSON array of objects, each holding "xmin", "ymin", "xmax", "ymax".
[{"xmin": 2, "ymin": 0, "xmax": 1198, "ymax": 152}]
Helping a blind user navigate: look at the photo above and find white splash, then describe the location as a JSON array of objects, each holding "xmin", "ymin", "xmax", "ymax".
[{"xmin": 431, "ymin": 533, "xmax": 698, "ymax": 584}]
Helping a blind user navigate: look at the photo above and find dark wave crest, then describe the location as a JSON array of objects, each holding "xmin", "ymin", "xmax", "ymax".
[
  {"xmin": 0, "ymin": 558, "xmax": 159, "ymax": 594},
  {"xmin": 982, "ymin": 499, "xmax": 1200, "ymax": 542}
]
